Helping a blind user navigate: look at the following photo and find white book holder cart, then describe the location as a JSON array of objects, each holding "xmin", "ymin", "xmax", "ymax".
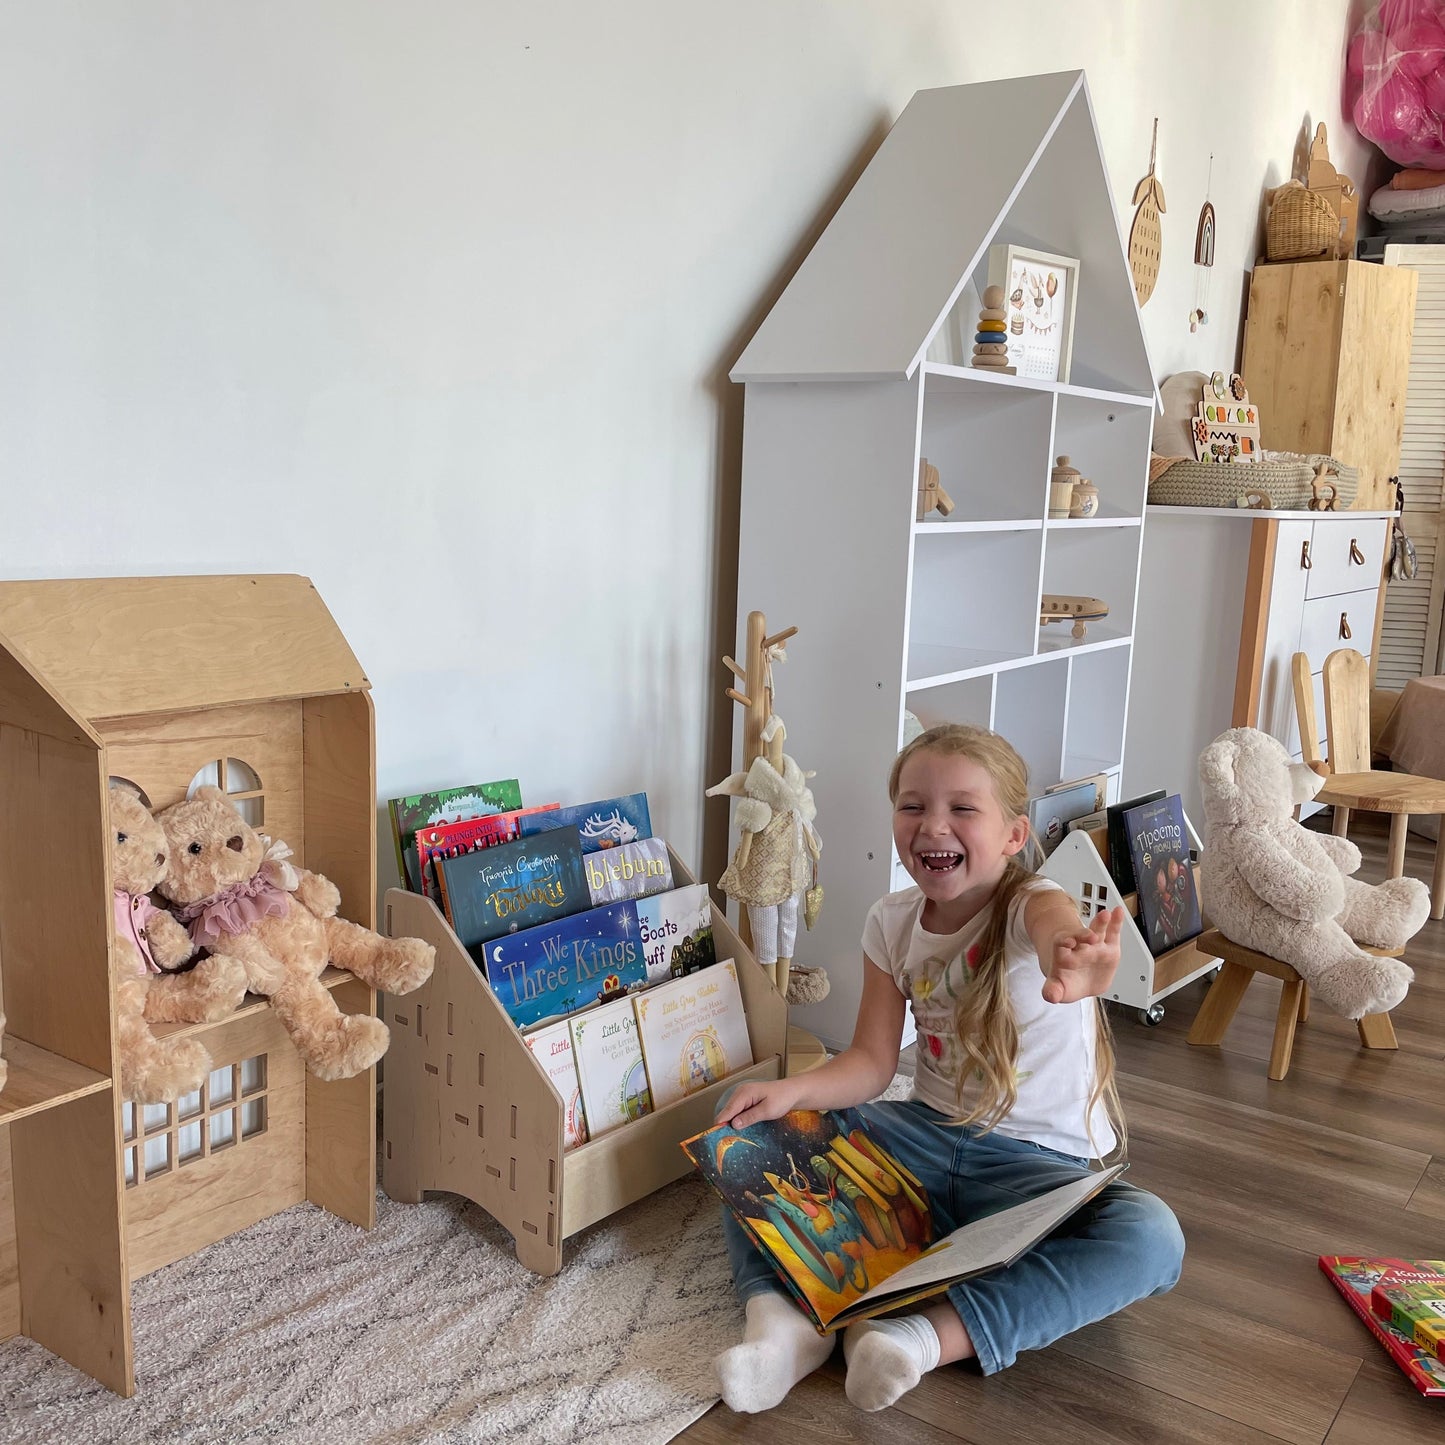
[{"xmin": 1040, "ymin": 815, "xmax": 1220, "ymax": 1025}]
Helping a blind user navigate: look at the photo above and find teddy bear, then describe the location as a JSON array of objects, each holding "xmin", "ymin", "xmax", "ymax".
[
  {"xmin": 1197, "ymin": 727, "xmax": 1429, "ymax": 1019},
  {"xmin": 156, "ymin": 786, "xmax": 435, "ymax": 1081},
  {"xmin": 109, "ymin": 785, "xmax": 249, "ymax": 1103}
]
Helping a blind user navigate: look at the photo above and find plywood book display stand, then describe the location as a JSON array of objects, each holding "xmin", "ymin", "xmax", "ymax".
[
  {"xmin": 382, "ymin": 855, "xmax": 789, "ymax": 1276},
  {"xmin": 0, "ymin": 574, "xmax": 381, "ymax": 1396}
]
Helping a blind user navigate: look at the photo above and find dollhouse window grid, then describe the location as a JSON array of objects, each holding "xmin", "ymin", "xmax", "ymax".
[
  {"xmin": 187, "ymin": 756, "xmax": 265, "ymax": 828},
  {"xmin": 125, "ymin": 1054, "xmax": 269, "ymax": 1187}
]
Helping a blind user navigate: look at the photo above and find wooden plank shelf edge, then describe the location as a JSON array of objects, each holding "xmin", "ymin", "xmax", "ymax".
[{"xmin": 0, "ymin": 1036, "xmax": 110, "ymax": 1126}]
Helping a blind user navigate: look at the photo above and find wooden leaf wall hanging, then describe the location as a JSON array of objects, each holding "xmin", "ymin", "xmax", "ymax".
[{"xmin": 1129, "ymin": 118, "xmax": 1165, "ymax": 307}]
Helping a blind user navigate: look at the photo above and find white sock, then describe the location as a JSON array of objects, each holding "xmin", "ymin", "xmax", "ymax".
[
  {"xmin": 842, "ymin": 1313, "xmax": 942, "ymax": 1412},
  {"xmin": 713, "ymin": 1292, "xmax": 835, "ymax": 1413}
]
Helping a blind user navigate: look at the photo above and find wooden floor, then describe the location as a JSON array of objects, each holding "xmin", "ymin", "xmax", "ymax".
[{"xmin": 680, "ymin": 815, "xmax": 1445, "ymax": 1443}]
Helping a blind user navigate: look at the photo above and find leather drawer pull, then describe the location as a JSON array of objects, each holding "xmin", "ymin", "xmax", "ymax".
[
  {"xmin": 1349, "ymin": 539, "xmax": 1365, "ymax": 565},
  {"xmin": 1301, "ymin": 540, "xmax": 1312, "ymax": 570},
  {"xmin": 1340, "ymin": 613, "xmax": 1352, "ymax": 640}
]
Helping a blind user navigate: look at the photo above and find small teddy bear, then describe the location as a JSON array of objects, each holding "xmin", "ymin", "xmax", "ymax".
[
  {"xmin": 156, "ymin": 787, "xmax": 435, "ymax": 1081},
  {"xmin": 109, "ymin": 785, "xmax": 249, "ymax": 1103},
  {"xmin": 1198, "ymin": 728, "xmax": 1429, "ymax": 1019}
]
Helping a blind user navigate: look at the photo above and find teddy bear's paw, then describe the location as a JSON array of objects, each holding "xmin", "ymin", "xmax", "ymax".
[
  {"xmin": 189, "ymin": 954, "xmax": 250, "ymax": 1021},
  {"xmin": 301, "ymin": 1013, "xmax": 390, "ymax": 1082},
  {"xmin": 1368, "ymin": 877, "xmax": 1432, "ymax": 946},
  {"xmin": 296, "ymin": 872, "xmax": 342, "ymax": 918},
  {"xmin": 1314, "ymin": 953, "xmax": 1414, "ymax": 1021},
  {"xmin": 125, "ymin": 1038, "xmax": 213, "ymax": 1105},
  {"xmin": 372, "ymin": 938, "xmax": 436, "ymax": 996}
]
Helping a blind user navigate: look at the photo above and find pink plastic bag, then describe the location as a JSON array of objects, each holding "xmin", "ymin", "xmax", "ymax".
[{"xmin": 1346, "ymin": 0, "xmax": 1445, "ymax": 168}]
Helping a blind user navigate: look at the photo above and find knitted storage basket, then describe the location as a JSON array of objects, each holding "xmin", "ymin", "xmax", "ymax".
[
  {"xmin": 1266, "ymin": 182, "xmax": 1339, "ymax": 261},
  {"xmin": 1148, "ymin": 455, "xmax": 1359, "ymax": 511}
]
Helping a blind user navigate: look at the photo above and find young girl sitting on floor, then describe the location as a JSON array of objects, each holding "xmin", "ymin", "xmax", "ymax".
[{"xmin": 713, "ymin": 723, "xmax": 1185, "ymax": 1414}]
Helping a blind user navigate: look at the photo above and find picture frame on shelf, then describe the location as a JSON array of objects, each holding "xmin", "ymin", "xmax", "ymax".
[{"xmin": 986, "ymin": 244, "xmax": 1079, "ymax": 383}]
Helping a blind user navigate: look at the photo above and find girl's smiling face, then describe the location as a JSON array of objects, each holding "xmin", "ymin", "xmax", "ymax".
[{"xmin": 892, "ymin": 749, "xmax": 1028, "ymax": 931}]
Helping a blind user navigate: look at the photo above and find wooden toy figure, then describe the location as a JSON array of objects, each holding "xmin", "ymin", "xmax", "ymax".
[{"xmin": 970, "ymin": 284, "xmax": 1016, "ymax": 374}]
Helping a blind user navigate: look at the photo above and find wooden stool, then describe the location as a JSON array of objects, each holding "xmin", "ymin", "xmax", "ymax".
[{"xmin": 1186, "ymin": 928, "xmax": 1400, "ymax": 1080}]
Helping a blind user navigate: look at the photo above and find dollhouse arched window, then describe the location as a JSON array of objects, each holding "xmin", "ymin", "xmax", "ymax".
[{"xmin": 185, "ymin": 757, "xmax": 264, "ymax": 827}]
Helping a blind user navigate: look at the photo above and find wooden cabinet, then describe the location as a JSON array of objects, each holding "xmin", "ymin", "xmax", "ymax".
[{"xmin": 1242, "ymin": 260, "xmax": 1418, "ymax": 511}]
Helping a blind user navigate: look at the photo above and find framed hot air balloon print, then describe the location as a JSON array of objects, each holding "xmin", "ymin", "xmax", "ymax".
[{"xmin": 985, "ymin": 243, "xmax": 1079, "ymax": 383}]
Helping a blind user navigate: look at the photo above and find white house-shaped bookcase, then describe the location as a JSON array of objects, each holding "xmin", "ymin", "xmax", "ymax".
[{"xmin": 727, "ymin": 71, "xmax": 1184, "ymax": 1047}]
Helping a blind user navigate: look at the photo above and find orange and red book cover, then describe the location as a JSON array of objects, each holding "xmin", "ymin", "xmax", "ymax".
[
  {"xmin": 1319, "ymin": 1256, "xmax": 1445, "ymax": 1396},
  {"xmin": 415, "ymin": 803, "xmax": 561, "ymax": 901}
]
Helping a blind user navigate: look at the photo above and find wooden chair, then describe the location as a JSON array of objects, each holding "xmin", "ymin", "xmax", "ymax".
[
  {"xmin": 1292, "ymin": 648, "xmax": 1445, "ymax": 919},
  {"xmin": 1186, "ymin": 928, "xmax": 1400, "ymax": 1080}
]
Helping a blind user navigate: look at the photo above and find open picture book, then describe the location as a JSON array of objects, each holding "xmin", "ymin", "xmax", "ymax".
[{"xmin": 681, "ymin": 1107, "xmax": 1124, "ymax": 1333}]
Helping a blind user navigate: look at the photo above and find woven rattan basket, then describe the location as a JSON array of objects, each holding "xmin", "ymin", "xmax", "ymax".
[
  {"xmin": 1148, "ymin": 454, "xmax": 1358, "ymax": 511},
  {"xmin": 1266, "ymin": 181, "xmax": 1339, "ymax": 261}
]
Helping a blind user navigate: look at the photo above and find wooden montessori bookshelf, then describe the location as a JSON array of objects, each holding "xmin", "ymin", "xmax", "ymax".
[
  {"xmin": 381, "ymin": 854, "xmax": 789, "ymax": 1275},
  {"xmin": 0, "ymin": 574, "xmax": 381, "ymax": 1396}
]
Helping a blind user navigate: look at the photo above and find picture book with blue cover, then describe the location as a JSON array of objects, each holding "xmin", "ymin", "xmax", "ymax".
[
  {"xmin": 517, "ymin": 792, "xmax": 652, "ymax": 854},
  {"xmin": 481, "ymin": 882, "xmax": 713, "ymax": 1029},
  {"xmin": 1122, "ymin": 793, "xmax": 1201, "ymax": 957},
  {"xmin": 435, "ymin": 827, "xmax": 591, "ymax": 966}
]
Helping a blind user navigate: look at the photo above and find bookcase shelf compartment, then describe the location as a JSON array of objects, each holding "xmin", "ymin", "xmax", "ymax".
[
  {"xmin": 0, "ymin": 574, "xmax": 381, "ymax": 1397},
  {"xmin": 380, "ymin": 849, "xmax": 788, "ymax": 1277}
]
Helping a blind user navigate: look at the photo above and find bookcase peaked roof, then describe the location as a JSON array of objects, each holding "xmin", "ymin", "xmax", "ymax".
[
  {"xmin": 0, "ymin": 574, "xmax": 368, "ymax": 729},
  {"xmin": 731, "ymin": 70, "xmax": 1153, "ymax": 390}
]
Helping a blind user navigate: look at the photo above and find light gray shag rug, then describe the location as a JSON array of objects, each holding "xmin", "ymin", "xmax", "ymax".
[{"xmin": 0, "ymin": 1075, "xmax": 909, "ymax": 1445}]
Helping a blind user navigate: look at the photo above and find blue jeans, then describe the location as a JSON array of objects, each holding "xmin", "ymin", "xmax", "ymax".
[{"xmin": 721, "ymin": 1097, "xmax": 1184, "ymax": 1375}]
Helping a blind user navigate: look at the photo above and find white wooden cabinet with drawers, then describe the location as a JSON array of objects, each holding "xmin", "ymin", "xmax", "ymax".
[{"xmin": 1124, "ymin": 508, "xmax": 1395, "ymax": 831}]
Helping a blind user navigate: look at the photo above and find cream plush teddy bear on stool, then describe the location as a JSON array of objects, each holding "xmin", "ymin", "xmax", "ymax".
[{"xmin": 1198, "ymin": 728, "xmax": 1429, "ymax": 1019}]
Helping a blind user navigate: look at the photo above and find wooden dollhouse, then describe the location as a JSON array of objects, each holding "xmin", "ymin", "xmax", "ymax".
[
  {"xmin": 726, "ymin": 71, "xmax": 1219, "ymax": 1045},
  {"xmin": 0, "ymin": 574, "xmax": 380, "ymax": 1395}
]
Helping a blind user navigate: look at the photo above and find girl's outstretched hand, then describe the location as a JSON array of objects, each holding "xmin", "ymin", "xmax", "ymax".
[
  {"xmin": 1042, "ymin": 904, "xmax": 1125, "ymax": 1004},
  {"xmin": 714, "ymin": 1077, "xmax": 802, "ymax": 1129}
]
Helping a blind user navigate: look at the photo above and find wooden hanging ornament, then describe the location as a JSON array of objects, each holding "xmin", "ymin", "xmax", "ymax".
[
  {"xmin": 1129, "ymin": 118, "xmax": 1166, "ymax": 307},
  {"xmin": 1190, "ymin": 156, "xmax": 1216, "ymax": 333}
]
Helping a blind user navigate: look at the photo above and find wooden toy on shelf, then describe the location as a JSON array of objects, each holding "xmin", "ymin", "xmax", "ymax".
[
  {"xmin": 1040, "ymin": 594, "xmax": 1109, "ymax": 640},
  {"xmin": 1191, "ymin": 371, "xmax": 1261, "ymax": 464},
  {"xmin": 969, "ymin": 284, "xmax": 1016, "ymax": 374},
  {"xmin": 916, "ymin": 457, "xmax": 955, "ymax": 520},
  {"xmin": 1306, "ymin": 122, "xmax": 1358, "ymax": 259}
]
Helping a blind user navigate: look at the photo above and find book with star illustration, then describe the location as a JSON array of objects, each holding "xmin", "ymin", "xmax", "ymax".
[{"xmin": 682, "ymin": 1109, "xmax": 1123, "ymax": 1333}]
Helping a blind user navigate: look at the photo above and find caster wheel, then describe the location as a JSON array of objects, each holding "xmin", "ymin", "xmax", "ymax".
[{"xmin": 1137, "ymin": 1004, "xmax": 1165, "ymax": 1027}]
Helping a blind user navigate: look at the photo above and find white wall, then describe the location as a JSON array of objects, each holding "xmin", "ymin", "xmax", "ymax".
[{"xmin": 0, "ymin": 3, "xmax": 1376, "ymax": 904}]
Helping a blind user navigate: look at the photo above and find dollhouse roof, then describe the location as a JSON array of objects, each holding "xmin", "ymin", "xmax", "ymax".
[
  {"xmin": 0, "ymin": 574, "xmax": 367, "ymax": 736},
  {"xmin": 731, "ymin": 70, "xmax": 1154, "ymax": 394}
]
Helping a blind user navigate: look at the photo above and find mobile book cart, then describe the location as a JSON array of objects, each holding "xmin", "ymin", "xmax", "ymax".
[
  {"xmin": 0, "ymin": 574, "xmax": 382, "ymax": 1396},
  {"xmin": 1040, "ymin": 818, "xmax": 1220, "ymax": 1026},
  {"xmin": 381, "ymin": 854, "xmax": 789, "ymax": 1275}
]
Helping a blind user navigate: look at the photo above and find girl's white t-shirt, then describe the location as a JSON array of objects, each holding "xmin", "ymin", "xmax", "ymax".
[{"xmin": 862, "ymin": 880, "xmax": 1116, "ymax": 1161}]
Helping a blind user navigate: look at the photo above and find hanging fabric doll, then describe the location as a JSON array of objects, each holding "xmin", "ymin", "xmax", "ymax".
[{"xmin": 707, "ymin": 715, "xmax": 825, "ymax": 1001}]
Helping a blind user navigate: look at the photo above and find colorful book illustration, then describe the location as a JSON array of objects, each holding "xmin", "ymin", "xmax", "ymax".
[
  {"xmin": 480, "ymin": 882, "xmax": 713, "ymax": 1029},
  {"xmin": 517, "ymin": 793, "xmax": 652, "ymax": 854},
  {"xmin": 636, "ymin": 882, "xmax": 715, "ymax": 983},
  {"xmin": 523, "ymin": 1020, "xmax": 589, "ymax": 1151},
  {"xmin": 634, "ymin": 959, "xmax": 753, "ymax": 1110},
  {"xmin": 415, "ymin": 803, "xmax": 561, "ymax": 900},
  {"xmin": 1371, "ymin": 1267, "xmax": 1445, "ymax": 1364},
  {"xmin": 584, "ymin": 837, "xmax": 674, "ymax": 905},
  {"xmin": 569, "ymin": 994, "xmax": 652, "ymax": 1138},
  {"xmin": 388, "ymin": 779, "xmax": 524, "ymax": 893},
  {"xmin": 435, "ymin": 827, "xmax": 591, "ymax": 966},
  {"xmin": 1105, "ymin": 789, "xmax": 1163, "ymax": 895},
  {"xmin": 1123, "ymin": 793, "xmax": 1201, "ymax": 957},
  {"xmin": 683, "ymin": 1108, "xmax": 1123, "ymax": 1333},
  {"xmin": 1321, "ymin": 1256, "xmax": 1445, "ymax": 1396}
]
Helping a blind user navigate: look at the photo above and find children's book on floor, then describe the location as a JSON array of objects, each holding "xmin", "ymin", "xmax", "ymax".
[
  {"xmin": 1122, "ymin": 793, "xmax": 1202, "ymax": 957},
  {"xmin": 682, "ymin": 1108, "xmax": 1124, "ymax": 1333},
  {"xmin": 1320, "ymin": 1256, "xmax": 1445, "ymax": 1396},
  {"xmin": 1373, "ymin": 1272, "xmax": 1445, "ymax": 1362}
]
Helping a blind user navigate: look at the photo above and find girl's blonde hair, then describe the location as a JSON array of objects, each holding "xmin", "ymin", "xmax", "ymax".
[{"xmin": 889, "ymin": 724, "xmax": 1125, "ymax": 1158}]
